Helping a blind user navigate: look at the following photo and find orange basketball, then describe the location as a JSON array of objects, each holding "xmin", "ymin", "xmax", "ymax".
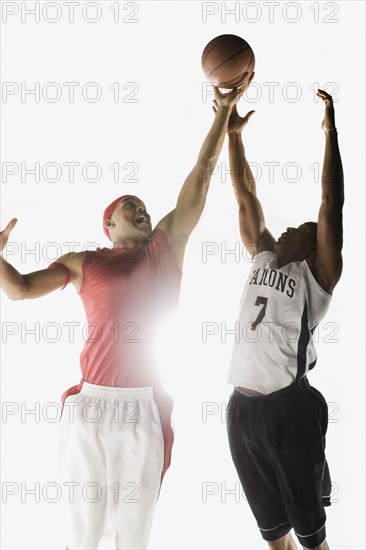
[{"xmin": 201, "ymin": 34, "xmax": 255, "ymax": 89}]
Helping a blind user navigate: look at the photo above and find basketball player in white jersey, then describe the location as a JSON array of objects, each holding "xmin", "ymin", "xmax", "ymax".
[
  {"xmin": 0, "ymin": 80, "xmax": 249, "ymax": 549},
  {"xmin": 218, "ymin": 89, "xmax": 343, "ymax": 550}
]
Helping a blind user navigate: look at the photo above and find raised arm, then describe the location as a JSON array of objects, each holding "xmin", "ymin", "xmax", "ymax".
[
  {"xmin": 156, "ymin": 74, "xmax": 252, "ymax": 268},
  {"xmin": 0, "ymin": 218, "xmax": 82, "ymax": 300},
  {"xmin": 314, "ymin": 89, "xmax": 344, "ymax": 294},
  {"xmin": 224, "ymin": 92, "xmax": 276, "ymax": 259}
]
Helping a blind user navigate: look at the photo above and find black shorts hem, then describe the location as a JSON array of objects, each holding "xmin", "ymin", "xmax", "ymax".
[
  {"xmin": 259, "ymin": 521, "xmax": 292, "ymax": 542},
  {"xmin": 296, "ymin": 524, "xmax": 326, "ymax": 548},
  {"xmin": 227, "ymin": 376, "xmax": 330, "ymax": 548}
]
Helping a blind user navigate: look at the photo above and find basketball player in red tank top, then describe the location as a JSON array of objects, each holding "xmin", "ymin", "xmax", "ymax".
[{"xmin": 0, "ymin": 75, "xmax": 252, "ymax": 549}]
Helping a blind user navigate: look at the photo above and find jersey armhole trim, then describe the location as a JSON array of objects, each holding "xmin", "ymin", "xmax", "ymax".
[
  {"xmin": 301, "ymin": 260, "xmax": 332, "ymax": 298},
  {"xmin": 47, "ymin": 262, "xmax": 71, "ymax": 290},
  {"xmin": 77, "ymin": 252, "xmax": 88, "ymax": 295}
]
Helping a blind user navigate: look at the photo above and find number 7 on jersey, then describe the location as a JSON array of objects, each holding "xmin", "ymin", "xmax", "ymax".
[{"xmin": 251, "ymin": 296, "xmax": 268, "ymax": 331}]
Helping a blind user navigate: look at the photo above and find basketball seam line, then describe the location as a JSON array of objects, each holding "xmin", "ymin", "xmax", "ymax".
[
  {"xmin": 206, "ymin": 47, "xmax": 252, "ymax": 79},
  {"xmin": 201, "ymin": 35, "xmax": 239, "ymax": 64}
]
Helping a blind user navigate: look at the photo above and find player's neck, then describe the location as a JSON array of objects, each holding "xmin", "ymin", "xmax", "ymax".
[
  {"xmin": 112, "ymin": 237, "xmax": 149, "ymax": 249},
  {"xmin": 277, "ymin": 255, "xmax": 292, "ymax": 268}
]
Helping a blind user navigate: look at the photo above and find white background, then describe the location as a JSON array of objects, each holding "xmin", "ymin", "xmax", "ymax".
[{"xmin": 1, "ymin": 1, "xmax": 365, "ymax": 549}]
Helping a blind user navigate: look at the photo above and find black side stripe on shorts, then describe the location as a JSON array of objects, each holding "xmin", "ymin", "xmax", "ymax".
[
  {"xmin": 296, "ymin": 302, "xmax": 310, "ymax": 380},
  {"xmin": 308, "ymin": 325, "xmax": 318, "ymax": 370}
]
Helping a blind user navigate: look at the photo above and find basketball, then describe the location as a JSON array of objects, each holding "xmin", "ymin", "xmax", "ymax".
[{"xmin": 201, "ymin": 34, "xmax": 255, "ymax": 89}]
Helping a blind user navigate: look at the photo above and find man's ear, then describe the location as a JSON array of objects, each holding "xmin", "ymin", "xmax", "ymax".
[{"xmin": 104, "ymin": 218, "xmax": 114, "ymax": 230}]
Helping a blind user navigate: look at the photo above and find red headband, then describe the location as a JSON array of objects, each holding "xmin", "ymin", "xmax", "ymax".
[{"xmin": 103, "ymin": 195, "xmax": 139, "ymax": 239}]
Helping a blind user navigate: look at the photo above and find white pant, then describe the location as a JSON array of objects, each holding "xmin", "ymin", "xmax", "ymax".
[{"xmin": 56, "ymin": 383, "xmax": 165, "ymax": 549}]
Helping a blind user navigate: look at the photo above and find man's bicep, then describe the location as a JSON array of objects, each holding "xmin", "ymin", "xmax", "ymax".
[
  {"xmin": 155, "ymin": 210, "xmax": 175, "ymax": 238},
  {"xmin": 174, "ymin": 164, "xmax": 209, "ymax": 237},
  {"xmin": 238, "ymin": 194, "xmax": 275, "ymax": 256},
  {"xmin": 23, "ymin": 251, "xmax": 83, "ymax": 299},
  {"xmin": 156, "ymin": 169, "xmax": 207, "ymax": 241},
  {"xmin": 239, "ymin": 206, "xmax": 258, "ymax": 247},
  {"xmin": 316, "ymin": 202, "xmax": 343, "ymax": 292},
  {"xmin": 23, "ymin": 266, "xmax": 70, "ymax": 299}
]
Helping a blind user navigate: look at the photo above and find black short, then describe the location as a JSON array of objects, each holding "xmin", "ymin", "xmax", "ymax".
[{"xmin": 226, "ymin": 376, "xmax": 331, "ymax": 549}]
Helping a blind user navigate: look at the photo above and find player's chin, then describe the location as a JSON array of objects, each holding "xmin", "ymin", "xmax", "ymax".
[{"xmin": 135, "ymin": 223, "xmax": 152, "ymax": 235}]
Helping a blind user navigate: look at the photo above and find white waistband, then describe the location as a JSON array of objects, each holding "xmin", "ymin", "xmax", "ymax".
[{"xmin": 80, "ymin": 381, "xmax": 153, "ymax": 400}]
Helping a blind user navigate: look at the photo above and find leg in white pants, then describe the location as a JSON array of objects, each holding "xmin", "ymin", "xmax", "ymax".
[{"xmin": 57, "ymin": 384, "xmax": 165, "ymax": 550}]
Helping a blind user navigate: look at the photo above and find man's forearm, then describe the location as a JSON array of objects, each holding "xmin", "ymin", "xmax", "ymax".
[
  {"xmin": 228, "ymin": 132, "xmax": 257, "ymax": 197},
  {"xmin": 321, "ymin": 130, "xmax": 344, "ymax": 204},
  {"xmin": 197, "ymin": 106, "xmax": 231, "ymax": 169},
  {"xmin": 0, "ymin": 256, "xmax": 25, "ymax": 300},
  {"xmin": 229, "ymin": 132, "xmax": 245, "ymax": 191},
  {"xmin": 165, "ymin": 89, "xmax": 247, "ymax": 240}
]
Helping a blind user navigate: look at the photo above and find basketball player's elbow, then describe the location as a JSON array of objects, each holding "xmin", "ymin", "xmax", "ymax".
[
  {"xmin": 7, "ymin": 283, "xmax": 27, "ymax": 301},
  {"xmin": 20, "ymin": 275, "xmax": 45, "ymax": 300},
  {"xmin": 237, "ymin": 189, "xmax": 256, "ymax": 208},
  {"xmin": 321, "ymin": 193, "xmax": 344, "ymax": 207}
]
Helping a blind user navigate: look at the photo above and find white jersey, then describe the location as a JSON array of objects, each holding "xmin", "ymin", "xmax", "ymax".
[{"xmin": 227, "ymin": 251, "xmax": 332, "ymax": 394}]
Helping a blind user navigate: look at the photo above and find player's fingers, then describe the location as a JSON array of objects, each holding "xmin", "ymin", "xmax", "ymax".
[
  {"xmin": 316, "ymin": 93, "xmax": 327, "ymax": 104},
  {"xmin": 241, "ymin": 111, "xmax": 255, "ymax": 125},
  {"xmin": 233, "ymin": 83, "xmax": 246, "ymax": 98},
  {"xmin": 244, "ymin": 110, "xmax": 256, "ymax": 120},
  {"xmin": 222, "ymin": 87, "xmax": 238, "ymax": 99},
  {"xmin": 317, "ymin": 89, "xmax": 333, "ymax": 102},
  {"xmin": 1, "ymin": 218, "xmax": 18, "ymax": 237},
  {"xmin": 213, "ymin": 85, "xmax": 222, "ymax": 98},
  {"xmin": 317, "ymin": 88, "xmax": 330, "ymax": 96}
]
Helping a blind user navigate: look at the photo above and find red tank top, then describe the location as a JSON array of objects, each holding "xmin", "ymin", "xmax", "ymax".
[
  {"xmin": 76, "ymin": 228, "xmax": 182, "ymax": 388},
  {"xmin": 60, "ymin": 229, "xmax": 182, "ymax": 479}
]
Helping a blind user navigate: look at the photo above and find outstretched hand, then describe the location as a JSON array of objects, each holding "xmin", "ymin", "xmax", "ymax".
[
  {"xmin": 212, "ymin": 71, "xmax": 255, "ymax": 112},
  {"xmin": 228, "ymin": 104, "xmax": 255, "ymax": 134},
  {"xmin": 212, "ymin": 72, "xmax": 255, "ymax": 133},
  {"xmin": 0, "ymin": 218, "xmax": 17, "ymax": 254},
  {"xmin": 212, "ymin": 101, "xmax": 255, "ymax": 133},
  {"xmin": 317, "ymin": 89, "xmax": 336, "ymax": 131}
]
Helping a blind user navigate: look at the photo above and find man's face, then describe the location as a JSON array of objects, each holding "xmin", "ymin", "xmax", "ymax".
[
  {"xmin": 107, "ymin": 197, "xmax": 152, "ymax": 240},
  {"xmin": 275, "ymin": 222, "xmax": 316, "ymax": 261}
]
